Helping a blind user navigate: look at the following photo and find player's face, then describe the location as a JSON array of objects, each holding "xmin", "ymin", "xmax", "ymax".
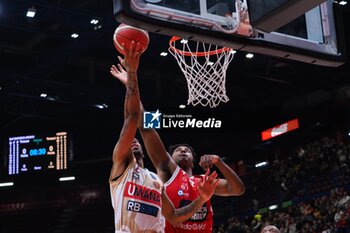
[
  {"xmin": 131, "ymin": 138, "xmax": 143, "ymax": 155},
  {"xmin": 171, "ymin": 146, "xmax": 193, "ymax": 168}
]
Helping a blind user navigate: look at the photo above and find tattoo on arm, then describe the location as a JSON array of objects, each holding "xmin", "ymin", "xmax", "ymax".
[
  {"xmin": 177, "ymin": 203, "xmax": 196, "ymax": 216},
  {"xmin": 127, "ymin": 72, "xmax": 137, "ymax": 96}
]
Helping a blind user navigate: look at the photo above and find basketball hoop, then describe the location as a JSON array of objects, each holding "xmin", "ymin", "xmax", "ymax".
[{"xmin": 169, "ymin": 37, "xmax": 235, "ymax": 108}]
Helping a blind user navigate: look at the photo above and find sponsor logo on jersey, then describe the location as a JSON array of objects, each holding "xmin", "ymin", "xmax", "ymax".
[
  {"xmin": 124, "ymin": 182, "xmax": 161, "ymax": 206},
  {"xmin": 190, "ymin": 206, "xmax": 208, "ymax": 221},
  {"xmin": 127, "ymin": 200, "xmax": 159, "ymax": 217},
  {"xmin": 175, "ymin": 222, "xmax": 207, "ymax": 230},
  {"xmin": 178, "ymin": 189, "xmax": 183, "ymax": 196}
]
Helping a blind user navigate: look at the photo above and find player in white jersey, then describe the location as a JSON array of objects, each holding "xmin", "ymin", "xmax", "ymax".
[{"xmin": 109, "ymin": 41, "xmax": 219, "ymax": 233}]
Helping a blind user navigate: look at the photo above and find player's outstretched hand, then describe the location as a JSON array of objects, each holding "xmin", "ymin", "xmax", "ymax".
[
  {"xmin": 199, "ymin": 154, "xmax": 220, "ymax": 171},
  {"xmin": 110, "ymin": 56, "xmax": 127, "ymax": 85},
  {"xmin": 123, "ymin": 41, "xmax": 145, "ymax": 73},
  {"xmin": 196, "ymin": 169, "xmax": 219, "ymax": 203}
]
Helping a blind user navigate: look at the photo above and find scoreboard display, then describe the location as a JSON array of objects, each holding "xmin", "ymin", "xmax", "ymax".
[{"xmin": 8, "ymin": 131, "xmax": 72, "ymax": 175}]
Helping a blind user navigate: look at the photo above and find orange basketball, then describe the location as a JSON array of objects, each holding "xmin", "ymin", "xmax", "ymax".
[{"xmin": 113, "ymin": 24, "xmax": 149, "ymax": 55}]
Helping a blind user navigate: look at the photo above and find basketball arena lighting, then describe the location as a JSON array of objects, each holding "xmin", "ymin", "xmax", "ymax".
[
  {"xmin": 94, "ymin": 103, "xmax": 108, "ymax": 109},
  {"xmin": 40, "ymin": 93, "xmax": 47, "ymax": 98},
  {"xmin": 71, "ymin": 33, "xmax": 79, "ymax": 38},
  {"xmin": 26, "ymin": 7, "xmax": 36, "ymax": 18},
  {"xmin": 179, "ymin": 104, "xmax": 186, "ymax": 109},
  {"xmin": 255, "ymin": 161, "xmax": 268, "ymax": 168},
  {"xmin": 0, "ymin": 182, "xmax": 14, "ymax": 187},
  {"xmin": 94, "ymin": 25, "xmax": 102, "ymax": 30},
  {"xmin": 268, "ymin": 204, "xmax": 278, "ymax": 210},
  {"xmin": 180, "ymin": 39, "xmax": 188, "ymax": 44},
  {"xmin": 90, "ymin": 19, "xmax": 99, "ymax": 24},
  {"xmin": 160, "ymin": 52, "xmax": 168, "ymax": 56},
  {"xmin": 246, "ymin": 53, "xmax": 254, "ymax": 59},
  {"xmin": 339, "ymin": 1, "xmax": 347, "ymax": 5},
  {"xmin": 59, "ymin": 176, "xmax": 75, "ymax": 182}
]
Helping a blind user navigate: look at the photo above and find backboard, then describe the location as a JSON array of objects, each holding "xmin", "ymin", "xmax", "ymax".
[{"xmin": 113, "ymin": 0, "xmax": 346, "ymax": 67}]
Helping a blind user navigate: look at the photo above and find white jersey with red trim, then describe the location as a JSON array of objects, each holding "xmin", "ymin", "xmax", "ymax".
[
  {"xmin": 164, "ymin": 166, "xmax": 214, "ymax": 233},
  {"xmin": 110, "ymin": 159, "xmax": 165, "ymax": 233}
]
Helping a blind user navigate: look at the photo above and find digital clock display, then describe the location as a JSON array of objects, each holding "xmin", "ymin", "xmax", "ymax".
[{"xmin": 8, "ymin": 132, "xmax": 71, "ymax": 175}]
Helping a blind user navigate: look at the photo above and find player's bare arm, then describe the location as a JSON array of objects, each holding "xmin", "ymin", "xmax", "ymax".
[
  {"xmin": 199, "ymin": 154, "xmax": 245, "ymax": 196},
  {"xmin": 109, "ymin": 41, "xmax": 143, "ymax": 181}
]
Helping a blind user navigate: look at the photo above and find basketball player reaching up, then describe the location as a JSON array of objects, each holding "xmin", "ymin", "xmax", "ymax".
[
  {"xmin": 109, "ymin": 41, "xmax": 219, "ymax": 233},
  {"xmin": 111, "ymin": 52, "xmax": 245, "ymax": 233}
]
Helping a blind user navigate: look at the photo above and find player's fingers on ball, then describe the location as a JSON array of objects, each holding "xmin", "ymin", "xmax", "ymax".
[
  {"xmin": 135, "ymin": 42, "xmax": 142, "ymax": 53},
  {"xmin": 133, "ymin": 42, "xmax": 141, "ymax": 56},
  {"xmin": 122, "ymin": 42, "xmax": 128, "ymax": 53},
  {"xmin": 128, "ymin": 41, "xmax": 135, "ymax": 54}
]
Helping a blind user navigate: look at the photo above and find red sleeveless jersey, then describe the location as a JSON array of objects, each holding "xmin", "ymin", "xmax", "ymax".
[{"xmin": 164, "ymin": 166, "xmax": 213, "ymax": 233}]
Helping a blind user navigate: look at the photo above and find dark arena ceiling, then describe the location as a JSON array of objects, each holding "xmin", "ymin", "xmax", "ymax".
[{"xmin": 1, "ymin": 0, "xmax": 350, "ymax": 169}]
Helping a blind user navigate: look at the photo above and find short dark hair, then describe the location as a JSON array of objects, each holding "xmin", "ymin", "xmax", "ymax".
[{"xmin": 168, "ymin": 144, "xmax": 197, "ymax": 162}]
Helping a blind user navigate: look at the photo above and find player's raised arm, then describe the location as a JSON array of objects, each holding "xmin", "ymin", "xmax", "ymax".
[
  {"xmin": 110, "ymin": 58, "xmax": 177, "ymax": 182},
  {"xmin": 109, "ymin": 41, "xmax": 144, "ymax": 181}
]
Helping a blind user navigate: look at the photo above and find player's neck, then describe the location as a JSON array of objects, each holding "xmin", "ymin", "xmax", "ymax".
[
  {"xmin": 182, "ymin": 167, "xmax": 193, "ymax": 176},
  {"xmin": 137, "ymin": 159, "xmax": 144, "ymax": 168}
]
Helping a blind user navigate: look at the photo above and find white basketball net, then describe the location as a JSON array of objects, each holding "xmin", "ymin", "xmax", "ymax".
[{"xmin": 169, "ymin": 38, "xmax": 235, "ymax": 108}]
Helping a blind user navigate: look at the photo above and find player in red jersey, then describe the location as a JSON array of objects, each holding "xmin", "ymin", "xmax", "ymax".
[
  {"xmin": 161, "ymin": 144, "xmax": 244, "ymax": 232},
  {"xmin": 135, "ymin": 112, "xmax": 245, "ymax": 232}
]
